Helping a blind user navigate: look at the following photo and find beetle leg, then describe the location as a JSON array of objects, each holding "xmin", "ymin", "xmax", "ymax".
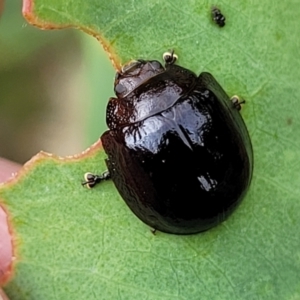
[
  {"xmin": 230, "ymin": 95, "xmax": 246, "ymax": 111},
  {"xmin": 150, "ymin": 228, "xmax": 157, "ymax": 235},
  {"xmin": 163, "ymin": 49, "xmax": 178, "ymax": 65},
  {"xmin": 82, "ymin": 171, "xmax": 111, "ymax": 188}
]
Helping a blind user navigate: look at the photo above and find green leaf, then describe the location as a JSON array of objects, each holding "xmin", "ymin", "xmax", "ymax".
[{"xmin": 1, "ymin": 0, "xmax": 300, "ymax": 299}]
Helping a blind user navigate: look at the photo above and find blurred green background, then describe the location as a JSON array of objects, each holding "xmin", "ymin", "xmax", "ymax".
[{"xmin": 0, "ymin": 0, "xmax": 115, "ymax": 163}]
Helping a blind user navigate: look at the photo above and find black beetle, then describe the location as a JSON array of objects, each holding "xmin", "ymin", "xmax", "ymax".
[
  {"xmin": 211, "ymin": 6, "xmax": 226, "ymax": 27},
  {"xmin": 83, "ymin": 51, "xmax": 253, "ymax": 235}
]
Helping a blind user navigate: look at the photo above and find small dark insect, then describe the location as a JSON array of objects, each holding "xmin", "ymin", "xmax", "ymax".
[
  {"xmin": 83, "ymin": 50, "xmax": 253, "ymax": 235},
  {"xmin": 211, "ymin": 6, "xmax": 226, "ymax": 27}
]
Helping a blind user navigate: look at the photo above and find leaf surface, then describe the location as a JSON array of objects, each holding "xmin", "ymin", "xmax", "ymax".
[{"xmin": 1, "ymin": 0, "xmax": 300, "ymax": 299}]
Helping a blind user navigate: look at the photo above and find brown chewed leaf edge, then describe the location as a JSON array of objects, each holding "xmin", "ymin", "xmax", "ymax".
[
  {"xmin": 22, "ymin": 0, "xmax": 121, "ymax": 69},
  {"xmin": 3, "ymin": 0, "xmax": 300, "ymax": 298},
  {"xmin": 0, "ymin": 140, "xmax": 104, "ymax": 285},
  {"xmin": 0, "ymin": 0, "xmax": 4, "ymax": 16}
]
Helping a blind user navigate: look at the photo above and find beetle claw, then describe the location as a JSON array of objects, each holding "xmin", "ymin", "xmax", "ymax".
[
  {"xmin": 231, "ymin": 95, "xmax": 246, "ymax": 111},
  {"xmin": 82, "ymin": 171, "xmax": 111, "ymax": 188},
  {"xmin": 150, "ymin": 228, "xmax": 157, "ymax": 235},
  {"xmin": 163, "ymin": 49, "xmax": 178, "ymax": 65}
]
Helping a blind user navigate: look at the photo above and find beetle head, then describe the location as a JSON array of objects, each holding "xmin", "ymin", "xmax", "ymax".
[{"xmin": 114, "ymin": 60, "xmax": 165, "ymax": 98}]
